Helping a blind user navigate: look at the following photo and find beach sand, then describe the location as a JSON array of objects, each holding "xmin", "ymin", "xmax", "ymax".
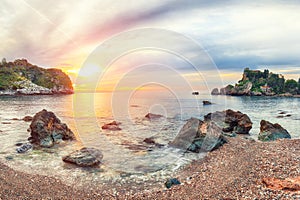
[{"xmin": 1, "ymin": 137, "xmax": 299, "ymax": 199}]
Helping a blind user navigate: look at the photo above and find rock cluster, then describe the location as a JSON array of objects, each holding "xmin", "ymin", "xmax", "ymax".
[
  {"xmin": 170, "ymin": 109, "xmax": 252, "ymax": 152},
  {"xmin": 29, "ymin": 109, "xmax": 75, "ymax": 148}
]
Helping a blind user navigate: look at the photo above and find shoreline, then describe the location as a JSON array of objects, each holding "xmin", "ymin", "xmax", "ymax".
[{"xmin": 1, "ymin": 136, "xmax": 299, "ymax": 199}]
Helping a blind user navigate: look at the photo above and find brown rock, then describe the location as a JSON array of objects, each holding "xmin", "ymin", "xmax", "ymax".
[
  {"xmin": 30, "ymin": 109, "xmax": 75, "ymax": 148},
  {"xmin": 23, "ymin": 116, "xmax": 33, "ymax": 122},
  {"xmin": 145, "ymin": 113, "xmax": 163, "ymax": 120},
  {"xmin": 204, "ymin": 109, "xmax": 252, "ymax": 134},
  {"xmin": 101, "ymin": 121, "xmax": 121, "ymax": 131},
  {"xmin": 258, "ymin": 120, "xmax": 291, "ymax": 141},
  {"xmin": 262, "ymin": 176, "xmax": 300, "ymax": 192}
]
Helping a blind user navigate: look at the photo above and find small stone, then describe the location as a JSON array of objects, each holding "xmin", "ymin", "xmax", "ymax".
[
  {"xmin": 203, "ymin": 100, "xmax": 212, "ymax": 105},
  {"xmin": 145, "ymin": 113, "xmax": 163, "ymax": 120},
  {"xmin": 16, "ymin": 143, "xmax": 33, "ymax": 153},
  {"xmin": 165, "ymin": 178, "xmax": 181, "ymax": 189},
  {"xmin": 23, "ymin": 116, "xmax": 33, "ymax": 122}
]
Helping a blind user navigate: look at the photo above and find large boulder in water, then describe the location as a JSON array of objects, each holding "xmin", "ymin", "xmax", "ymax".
[
  {"xmin": 62, "ymin": 147, "xmax": 103, "ymax": 167},
  {"xmin": 258, "ymin": 120, "xmax": 291, "ymax": 141},
  {"xmin": 29, "ymin": 109, "xmax": 75, "ymax": 148},
  {"xmin": 204, "ymin": 109, "xmax": 252, "ymax": 134}
]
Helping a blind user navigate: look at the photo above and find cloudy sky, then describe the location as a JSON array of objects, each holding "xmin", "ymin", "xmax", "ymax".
[{"xmin": 1, "ymin": 0, "xmax": 300, "ymax": 92}]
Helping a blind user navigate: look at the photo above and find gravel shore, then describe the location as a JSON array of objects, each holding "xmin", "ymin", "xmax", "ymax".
[{"xmin": 1, "ymin": 137, "xmax": 299, "ymax": 199}]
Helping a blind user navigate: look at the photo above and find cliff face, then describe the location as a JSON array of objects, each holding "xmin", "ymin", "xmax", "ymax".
[
  {"xmin": 0, "ymin": 59, "xmax": 73, "ymax": 95},
  {"xmin": 212, "ymin": 68, "xmax": 300, "ymax": 96}
]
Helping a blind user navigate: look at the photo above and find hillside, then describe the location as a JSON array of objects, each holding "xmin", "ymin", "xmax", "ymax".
[
  {"xmin": 0, "ymin": 58, "xmax": 73, "ymax": 95},
  {"xmin": 212, "ymin": 68, "xmax": 300, "ymax": 96}
]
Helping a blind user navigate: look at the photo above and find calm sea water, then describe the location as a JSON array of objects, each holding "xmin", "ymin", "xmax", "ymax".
[{"xmin": 0, "ymin": 91, "xmax": 299, "ymax": 186}]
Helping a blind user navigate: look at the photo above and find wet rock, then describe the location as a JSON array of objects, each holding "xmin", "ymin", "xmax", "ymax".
[
  {"xmin": 29, "ymin": 109, "xmax": 75, "ymax": 148},
  {"xmin": 170, "ymin": 118, "xmax": 227, "ymax": 152},
  {"xmin": 203, "ymin": 100, "xmax": 212, "ymax": 105},
  {"xmin": 145, "ymin": 113, "xmax": 163, "ymax": 120},
  {"xmin": 16, "ymin": 143, "xmax": 33, "ymax": 153},
  {"xmin": 279, "ymin": 111, "xmax": 287, "ymax": 114},
  {"xmin": 258, "ymin": 120, "xmax": 291, "ymax": 141},
  {"xmin": 101, "ymin": 121, "xmax": 121, "ymax": 131},
  {"xmin": 165, "ymin": 178, "xmax": 181, "ymax": 189},
  {"xmin": 169, "ymin": 118, "xmax": 200, "ymax": 151},
  {"xmin": 5, "ymin": 156, "xmax": 13, "ymax": 160},
  {"xmin": 143, "ymin": 137, "xmax": 155, "ymax": 144},
  {"xmin": 2, "ymin": 122, "xmax": 11, "ymax": 124},
  {"xmin": 211, "ymin": 88, "xmax": 220, "ymax": 95},
  {"xmin": 11, "ymin": 118, "xmax": 19, "ymax": 121},
  {"xmin": 262, "ymin": 176, "xmax": 300, "ymax": 192},
  {"xmin": 204, "ymin": 109, "xmax": 252, "ymax": 134},
  {"xmin": 62, "ymin": 147, "xmax": 103, "ymax": 167},
  {"xmin": 23, "ymin": 116, "xmax": 33, "ymax": 122}
]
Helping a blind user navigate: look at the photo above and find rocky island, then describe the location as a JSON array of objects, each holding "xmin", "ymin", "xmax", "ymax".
[
  {"xmin": 0, "ymin": 58, "xmax": 73, "ymax": 95},
  {"xmin": 212, "ymin": 68, "xmax": 300, "ymax": 97}
]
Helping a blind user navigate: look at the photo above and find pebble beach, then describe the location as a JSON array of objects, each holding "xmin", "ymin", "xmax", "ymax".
[{"xmin": 1, "ymin": 136, "xmax": 299, "ymax": 199}]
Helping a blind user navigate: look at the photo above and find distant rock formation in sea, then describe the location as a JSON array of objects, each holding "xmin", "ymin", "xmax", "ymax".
[
  {"xmin": 211, "ymin": 68, "xmax": 300, "ymax": 97},
  {"xmin": 0, "ymin": 58, "xmax": 73, "ymax": 95}
]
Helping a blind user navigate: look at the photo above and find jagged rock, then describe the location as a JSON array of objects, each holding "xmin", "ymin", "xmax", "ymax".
[
  {"xmin": 23, "ymin": 116, "xmax": 33, "ymax": 122},
  {"xmin": 220, "ymin": 85, "xmax": 234, "ymax": 95},
  {"xmin": 16, "ymin": 143, "xmax": 33, "ymax": 153},
  {"xmin": 170, "ymin": 110, "xmax": 252, "ymax": 152},
  {"xmin": 204, "ymin": 109, "xmax": 252, "ymax": 134},
  {"xmin": 62, "ymin": 147, "xmax": 103, "ymax": 167},
  {"xmin": 189, "ymin": 121, "xmax": 227, "ymax": 152},
  {"xmin": 203, "ymin": 100, "xmax": 212, "ymax": 105},
  {"xmin": 169, "ymin": 118, "xmax": 200, "ymax": 151},
  {"xmin": 211, "ymin": 88, "xmax": 220, "ymax": 95},
  {"xmin": 170, "ymin": 118, "xmax": 227, "ymax": 152},
  {"xmin": 29, "ymin": 109, "xmax": 75, "ymax": 148},
  {"xmin": 231, "ymin": 81, "xmax": 253, "ymax": 96},
  {"xmin": 101, "ymin": 121, "xmax": 121, "ymax": 131},
  {"xmin": 145, "ymin": 113, "xmax": 163, "ymax": 120},
  {"xmin": 262, "ymin": 176, "xmax": 300, "ymax": 192},
  {"xmin": 258, "ymin": 120, "xmax": 291, "ymax": 141}
]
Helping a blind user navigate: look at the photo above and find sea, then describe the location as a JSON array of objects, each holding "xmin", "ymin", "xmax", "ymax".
[{"xmin": 0, "ymin": 91, "xmax": 299, "ymax": 188}]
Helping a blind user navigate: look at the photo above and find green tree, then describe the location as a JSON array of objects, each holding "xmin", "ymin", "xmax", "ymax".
[{"xmin": 284, "ymin": 79, "xmax": 298, "ymax": 94}]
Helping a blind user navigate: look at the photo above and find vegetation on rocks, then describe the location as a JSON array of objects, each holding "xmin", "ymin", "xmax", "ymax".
[
  {"xmin": 212, "ymin": 68, "xmax": 300, "ymax": 96},
  {"xmin": 0, "ymin": 58, "xmax": 73, "ymax": 94}
]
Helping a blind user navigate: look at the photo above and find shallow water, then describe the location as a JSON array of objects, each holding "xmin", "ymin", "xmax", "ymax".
[{"xmin": 0, "ymin": 92, "xmax": 299, "ymax": 187}]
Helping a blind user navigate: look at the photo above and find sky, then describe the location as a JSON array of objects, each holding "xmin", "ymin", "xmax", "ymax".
[{"xmin": 1, "ymin": 0, "xmax": 300, "ymax": 92}]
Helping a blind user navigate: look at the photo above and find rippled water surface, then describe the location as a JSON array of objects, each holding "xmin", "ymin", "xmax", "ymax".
[{"xmin": 0, "ymin": 92, "xmax": 299, "ymax": 186}]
